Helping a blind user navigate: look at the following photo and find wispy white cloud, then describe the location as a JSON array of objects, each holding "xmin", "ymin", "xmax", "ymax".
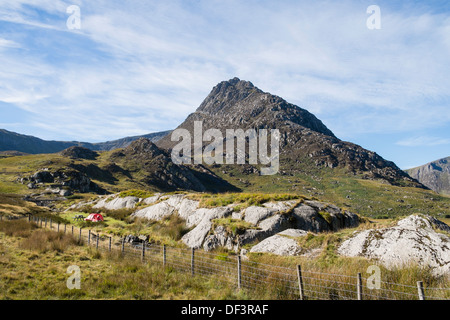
[
  {"xmin": 0, "ymin": 0, "xmax": 450, "ymax": 152},
  {"xmin": 396, "ymin": 136, "xmax": 450, "ymax": 147}
]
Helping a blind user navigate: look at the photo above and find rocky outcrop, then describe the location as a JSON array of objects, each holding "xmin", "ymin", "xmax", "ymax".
[
  {"xmin": 109, "ymin": 138, "xmax": 212, "ymax": 192},
  {"xmin": 249, "ymin": 230, "xmax": 307, "ymax": 256},
  {"xmin": 127, "ymin": 193, "xmax": 360, "ymax": 250},
  {"xmin": 60, "ymin": 146, "xmax": 99, "ymax": 160},
  {"xmin": 337, "ymin": 215, "xmax": 450, "ymax": 276},
  {"xmin": 25, "ymin": 168, "xmax": 100, "ymax": 194},
  {"xmin": 239, "ymin": 201, "xmax": 359, "ymax": 246},
  {"xmin": 132, "ymin": 194, "xmax": 199, "ymax": 221},
  {"xmin": 67, "ymin": 192, "xmax": 360, "ymax": 252},
  {"xmin": 93, "ymin": 195, "xmax": 140, "ymax": 210},
  {"xmin": 243, "ymin": 206, "xmax": 276, "ymax": 225},
  {"xmin": 293, "ymin": 201, "xmax": 360, "ymax": 232},
  {"xmin": 181, "ymin": 207, "xmax": 233, "ymax": 249},
  {"xmin": 203, "ymin": 225, "xmax": 237, "ymax": 251}
]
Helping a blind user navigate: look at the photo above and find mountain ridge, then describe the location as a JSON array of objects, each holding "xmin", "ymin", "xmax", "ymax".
[
  {"xmin": 0, "ymin": 128, "xmax": 171, "ymax": 154},
  {"xmin": 405, "ymin": 156, "xmax": 450, "ymax": 195}
]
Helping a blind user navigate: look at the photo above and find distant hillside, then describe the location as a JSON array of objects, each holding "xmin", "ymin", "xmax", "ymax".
[
  {"xmin": 0, "ymin": 129, "xmax": 171, "ymax": 154},
  {"xmin": 405, "ymin": 157, "xmax": 450, "ymax": 195}
]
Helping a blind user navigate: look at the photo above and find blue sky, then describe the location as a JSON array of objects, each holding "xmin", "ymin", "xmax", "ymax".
[{"xmin": 0, "ymin": 0, "xmax": 449, "ymax": 169}]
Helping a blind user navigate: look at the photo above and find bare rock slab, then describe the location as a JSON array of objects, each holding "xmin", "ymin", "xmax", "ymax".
[
  {"xmin": 250, "ymin": 234, "xmax": 303, "ymax": 256},
  {"xmin": 337, "ymin": 215, "xmax": 450, "ymax": 276}
]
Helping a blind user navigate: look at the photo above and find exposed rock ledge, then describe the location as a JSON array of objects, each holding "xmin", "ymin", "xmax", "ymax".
[
  {"xmin": 130, "ymin": 194, "xmax": 359, "ymax": 250},
  {"xmin": 68, "ymin": 193, "xmax": 360, "ymax": 251},
  {"xmin": 337, "ymin": 215, "xmax": 450, "ymax": 277},
  {"xmin": 249, "ymin": 229, "xmax": 308, "ymax": 256}
]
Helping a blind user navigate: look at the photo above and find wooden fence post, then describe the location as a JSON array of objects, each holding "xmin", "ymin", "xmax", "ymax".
[
  {"xmin": 79, "ymin": 227, "xmax": 82, "ymax": 242},
  {"xmin": 72, "ymin": 225, "xmax": 74, "ymax": 235},
  {"xmin": 417, "ymin": 281, "xmax": 425, "ymax": 300},
  {"xmin": 88, "ymin": 230, "xmax": 91, "ymax": 245},
  {"xmin": 96, "ymin": 233, "xmax": 99, "ymax": 250},
  {"xmin": 141, "ymin": 243, "xmax": 145, "ymax": 263},
  {"xmin": 357, "ymin": 273, "xmax": 363, "ymax": 300},
  {"xmin": 163, "ymin": 244, "xmax": 166, "ymax": 267},
  {"xmin": 191, "ymin": 248, "xmax": 195, "ymax": 276},
  {"xmin": 237, "ymin": 255, "xmax": 242, "ymax": 290},
  {"xmin": 57, "ymin": 222, "xmax": 60, "ymax": 233},
  {"xmin": 50, "ymin": 219, "xmax": 52, "ymax": 229},
  {"xmin": 45, "ymin": 218, "xmax": 47, "ymax": 228},
  {"xmin": 297, "ymin": 265, "xmax": 305, "ymax": 300},
  {"xmin": 109, "ymin": 237, "xmax": 112, "ymax": 252}
]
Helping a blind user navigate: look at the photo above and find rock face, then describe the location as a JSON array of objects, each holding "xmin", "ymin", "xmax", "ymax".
[
  {"xmin": 405, "ymin": 156, "xmax": 450, "ymax": 195},
  {"xmin": 182, "ymin": 207, "xmax": 233, "ymax": 249},
  {"xmin": 157, "ymin": 77, "xmax": 423, "ymax": 187},
  {"xmin": 250, "ymin": 233, "xmax": 304, "ymax": 256},
  {"xmin": 129, "ymin": 194, "xmax": 359, "ymax": 251},
  {"xmin": 132, "ymin": 194, "xmax": 199, "ymax": 221},
  {"xmin": 93, "ymin": 195, "xmax": 140, "ymax": 210},
  {"xmin": 239, "ymin": 201, "xmax": 359, "ymax": 246},
  {"xmin": 27, "ymin": 168, "xmax": 100, "ymax": 193},
  {"xmin": 337, "ymin": 215, "xmax": 450, "ymax": 276}
]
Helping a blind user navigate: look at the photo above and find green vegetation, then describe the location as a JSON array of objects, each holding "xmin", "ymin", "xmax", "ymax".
[
  {"xmin": 0, "ymin": 220, "xmax": 242, "ymax": 300},
  {"xmin": 212, "ymin": 218, "xmax": 258, "ymax": 236},
  {"xmin": 189, "ymin": 192, "xmax": 303, "ymax": 209},
  {"xmin": 118, "ymin": 189, "xmax": 154, "ymax": 199},
  {"xmin": 1, "ymin": 150, "xmax": 449, "ymax": 220},
  {"xmin": 206, "ymin": 160, "xmax": 450, "ymax": 219},
  {"xmin": 0, "ymin": 214, "xmax": 449, "ymax": 300}
]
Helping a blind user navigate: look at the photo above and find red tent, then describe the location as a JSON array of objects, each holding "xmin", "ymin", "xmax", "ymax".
[{"xmin": 84, "ymin": 213, "xmax": 104, "ymax": 222}]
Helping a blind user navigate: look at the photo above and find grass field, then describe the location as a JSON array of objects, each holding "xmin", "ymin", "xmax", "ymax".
[
  {"xmin": 0, "ymin": 219, "xmax": 244, "ymax": 300},
  {"xmin": 0, "ymin": 218, "xmax": 448, "ymax": 300}
]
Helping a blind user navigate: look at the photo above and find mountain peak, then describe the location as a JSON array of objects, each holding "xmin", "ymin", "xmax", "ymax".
[
  {"xmin": 217, "ymin": 77, "xmax": 256, "ymax": 90},
  {"xmin": 196, "ymin": 77, "xmax": 260, "ymax": 114},
  {"xmin": 194, "ymin": 78, "xmax": 335, "ymax": 137},
  {"xmin": 125, "ymin": 138, "xmax": 165, "ymax": 158}
]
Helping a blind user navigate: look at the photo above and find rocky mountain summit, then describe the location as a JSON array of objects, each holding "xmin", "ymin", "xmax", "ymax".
[
  {"xmin": 405, "ymin": 156, "xmax": 450, "ymax": 195},
  {"xmin": 157, "ymin": 78, "xmax": 423, "ymax": 187}
]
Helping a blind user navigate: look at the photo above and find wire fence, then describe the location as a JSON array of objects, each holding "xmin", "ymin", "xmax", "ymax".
[{"xmin": 2, "ymin": 214, "xmax": 449, "ymax": 300}]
